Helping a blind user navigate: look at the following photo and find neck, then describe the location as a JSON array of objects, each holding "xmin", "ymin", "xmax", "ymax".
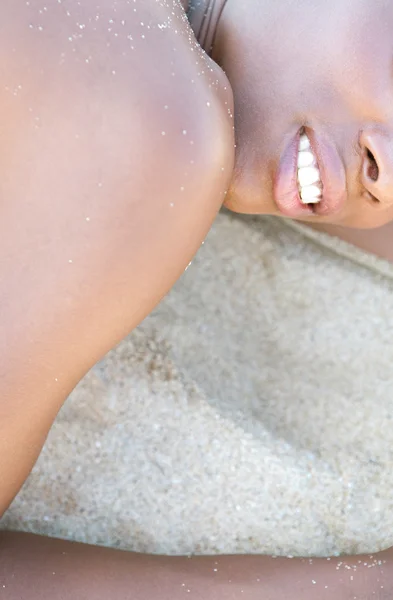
[{"xmin": 187, "ymin": 0, "xmax": 227, "ymax": 55}]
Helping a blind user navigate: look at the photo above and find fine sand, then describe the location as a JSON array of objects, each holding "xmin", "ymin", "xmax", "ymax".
[{"xmin": 3, "ymin": 210, "xmax": 393, "ymax": 557}]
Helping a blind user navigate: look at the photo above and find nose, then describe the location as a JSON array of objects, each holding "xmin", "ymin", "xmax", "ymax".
[{"xmin": 359, "ymin": 129, "xmax": 393, "ymax": 206}]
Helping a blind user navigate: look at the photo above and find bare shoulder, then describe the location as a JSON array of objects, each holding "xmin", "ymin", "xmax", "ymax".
[
  {"xmin": 0, "ymin": 0, "xmax": 233, "ymax": 180},
  {"xmin": 0, "ymin": 0, "xmax": 234, "ymax": 515}
]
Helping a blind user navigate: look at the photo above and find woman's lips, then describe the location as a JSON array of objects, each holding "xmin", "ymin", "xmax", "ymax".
[{"xmin": 273, "ymin": 128, "xmax": 347, "ymax": 218}]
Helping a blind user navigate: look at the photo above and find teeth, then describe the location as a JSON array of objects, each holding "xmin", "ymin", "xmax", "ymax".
[
  {"xmin": 297, "ymin": 133, "xmax": 322, "ymax": 204},
  {"xmin": 300, "ymin": 185, "xmax": 322, "ymax": 202},
  {"xmin": 299, "ymin": 135, "xmax": 311, "ymax": 151},
  {"xmin": 297, "ymin": 150, "xmax": 314, "ymax": 168},
  {"xmin": 298, "ymin": 166, "xmax": 320, "ymax": 187},
  {"xmin": 301, "ymin": 196, "xmax": 321, "ymax": 204}
]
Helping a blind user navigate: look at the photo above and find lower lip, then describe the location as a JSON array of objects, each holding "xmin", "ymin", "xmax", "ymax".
[{"xmin": 273, "ymin": 128, "xmax": 347, "ymax": 219}]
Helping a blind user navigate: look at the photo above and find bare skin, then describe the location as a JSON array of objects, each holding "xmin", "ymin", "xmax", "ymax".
[
  {"xmin": 1, "ymin": 1, "xmax": 393, "ymax": 599},
  {"xmin": 1, "ymin": 532, "xmax": 392, "ymax": 600},
  {"xmin": 211, "ymin": 0, "xmax": 393, "ymax": 258},
  {"xmin": 0, "ymin": 0, "xmax": 234, "ymax": 514}
]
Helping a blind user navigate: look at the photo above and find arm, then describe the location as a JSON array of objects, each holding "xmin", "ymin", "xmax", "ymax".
[
  {"xmin": 0, "ymin": 532, "xmax": 391, "ymax": 600},
  {"xmin": 0, "ymin": 0, "xmax": 234, "ymax": 514}
]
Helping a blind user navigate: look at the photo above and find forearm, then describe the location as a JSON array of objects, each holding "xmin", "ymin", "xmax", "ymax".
[{"xmin": 1, "ymin": 533, "xmax": 391, "ymax": 600}]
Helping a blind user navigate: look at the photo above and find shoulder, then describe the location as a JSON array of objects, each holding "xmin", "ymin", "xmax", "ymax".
[{"xmin": 0, "ymin": 0, "xmax": 233, "ymax": 182}]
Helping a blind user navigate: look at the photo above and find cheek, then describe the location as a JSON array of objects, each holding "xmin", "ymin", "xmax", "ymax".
[
  {"xmin": 338, "ymin": 206, "xmax": 393, "ymax": 229},
  {"xmin": 314, "ymin": 6, "xmax": 393, "ymax": 118}
]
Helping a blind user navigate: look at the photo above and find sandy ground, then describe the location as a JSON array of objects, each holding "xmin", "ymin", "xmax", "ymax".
[{"xmin": 2, "ymin": 211, "xmax": 393, "ymax": 557}]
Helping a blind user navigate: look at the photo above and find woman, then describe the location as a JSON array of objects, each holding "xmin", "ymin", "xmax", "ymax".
[{"xmin": 1, "ymin": 0, "xmax": 393, "ymax": 597}]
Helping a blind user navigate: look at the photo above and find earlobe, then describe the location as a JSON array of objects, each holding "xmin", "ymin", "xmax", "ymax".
[{"xmin": 187, "ymin": 0, "xmax": 228, "ymax": 56}]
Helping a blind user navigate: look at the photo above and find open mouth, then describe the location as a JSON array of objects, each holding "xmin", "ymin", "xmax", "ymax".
[
  {"xmin": 273, "ymin": 126, "xmax": 347, "ymax": 219},
  {"xmin": 297, "ymin": 128, "xmax": 322, "ymax": 208}
]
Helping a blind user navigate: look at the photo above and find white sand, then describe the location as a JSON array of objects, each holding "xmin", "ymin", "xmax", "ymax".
[{"xmin": 2, "ymin": 211, "xmax": 393, "ymax": 557}]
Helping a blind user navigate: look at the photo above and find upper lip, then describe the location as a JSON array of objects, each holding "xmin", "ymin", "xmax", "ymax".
[{"xmin": 273, "ymin": 127, "xmax": 348, "ymax": 218}]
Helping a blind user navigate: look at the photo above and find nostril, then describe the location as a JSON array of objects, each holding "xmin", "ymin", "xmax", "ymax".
[
  {"xmin": 366, "ymin": 148, "xmax": 379, "ymax": 182},
  {"xmin": 359, "ymin": 129, "xmax": 393, "ymax": 206}
]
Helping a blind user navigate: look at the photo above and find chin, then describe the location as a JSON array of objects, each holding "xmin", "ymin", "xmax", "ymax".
[{"xmin": 223, "ymin": 192, "xmax": 277, "ymax": 215}]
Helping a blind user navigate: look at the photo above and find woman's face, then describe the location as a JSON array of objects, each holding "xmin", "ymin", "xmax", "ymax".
[{"xmin": 213, "ymin": 0, "xmax": 393, "ymax": 228}]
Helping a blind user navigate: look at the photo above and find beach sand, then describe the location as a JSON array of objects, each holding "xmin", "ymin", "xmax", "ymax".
[{"xmin": 2, "ymin": 211, "xmax": 393, "ymax": 557}]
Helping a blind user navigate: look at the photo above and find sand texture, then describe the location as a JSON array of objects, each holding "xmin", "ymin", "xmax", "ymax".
[{"xmin": 3, "ymin": 212, "xmax": 393, "ymax": 557}]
